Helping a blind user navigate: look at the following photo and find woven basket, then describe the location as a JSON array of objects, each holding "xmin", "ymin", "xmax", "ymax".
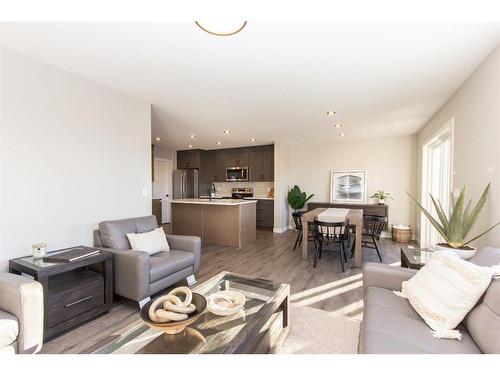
[{"xmin": 392, "ymin": 226, "xmax": 412, "ymax": 243}]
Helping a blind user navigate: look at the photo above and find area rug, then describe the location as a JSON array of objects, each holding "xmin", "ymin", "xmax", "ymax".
[{"xmin": 276, "ymin": 305, "xmax": 360, "ymax": 354}]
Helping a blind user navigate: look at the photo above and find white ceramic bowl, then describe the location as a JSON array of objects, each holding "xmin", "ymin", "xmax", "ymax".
[
  {"xmin": 207, "ymin": 290, "xmax": 246, "ymax": 316},
  {"xmin": 435, "ymin": 243, "xmax": 477, "ymax": 260}
]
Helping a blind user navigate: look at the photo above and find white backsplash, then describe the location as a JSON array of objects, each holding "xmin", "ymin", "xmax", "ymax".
[{"xmin": 214, "ymin": 181, "xmax": 274, "ymax": 198}]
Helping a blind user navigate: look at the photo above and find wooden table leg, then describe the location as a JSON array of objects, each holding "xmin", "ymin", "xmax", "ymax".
[
  {"xmin": 301, "ymin": 220, "xmax": 308, "ymax": 260},
  {"xmin": 354, "ymin": 223, "xmax": 362, "ymax": 268}
]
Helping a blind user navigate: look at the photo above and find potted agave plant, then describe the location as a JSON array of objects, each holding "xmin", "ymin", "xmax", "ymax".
[
  {"xmin": 287, "ymin": 185, "xmax": 314, "ymax": 212},
  {"xmin": 407, "ymin": 183, "xmax": 500, "ymax": 259},
  {"xmin": 370, "ymin": 190, "xmax": 393, "ymax": 205}
]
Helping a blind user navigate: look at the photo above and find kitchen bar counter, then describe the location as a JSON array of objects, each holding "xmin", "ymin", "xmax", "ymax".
[
  {"xmin": 172, "ymin": 198, "xmax": 257, "ymax": 205},
  {"xmin": 171, "ymin": 199, "xmax": 256, "ymax": 247}
]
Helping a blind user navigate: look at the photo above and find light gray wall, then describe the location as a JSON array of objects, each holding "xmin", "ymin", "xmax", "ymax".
[
  {"xmin": 275, "ymin": 135, "xmax": 417, "ymax": 233},
  {"xmin": 0, "ymin": 48, "xmax": 152, "ymax": 270},
  {"xmin": 416, "ymin": 45, "xmax": 500, "ymax": 248}
]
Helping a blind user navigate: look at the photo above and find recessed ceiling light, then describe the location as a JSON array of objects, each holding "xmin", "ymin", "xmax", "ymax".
[
  {"xmin": 333, "ymin": 124, "xmax": 343, "ymax": 128},
  {"xmin": 188, "ymin": 144, "xmax": 193, "ymax": 148},
  {"xmin": 155, "ymin": 137, "xmax": 161, "ymax": 141},
  {"xmin": 250, "ymin": 138, "xmax": 256, "ymax": 142},
  {"xmin": 195, "ymin": 21, "xmax": 247, "ymax": 37},
  {"xmin": 217, "ymin": 141, "xmax": 222, "ymax": 145},
  {"xmin": 326, "ymin": 111, "xmax": 336, "ymax": 116},
  {"xmin": 188, "ymin": 134, "xmax": 196, "ymax": 139},
  {"xmin": 223, "ymin": 130, "xmax": 231, "ymax": 134},
  {"xmin": 339, "ymin": 132, "xmax": 346, "ymax": 137}
]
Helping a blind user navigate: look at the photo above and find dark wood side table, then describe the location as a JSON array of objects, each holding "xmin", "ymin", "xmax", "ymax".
[
  {"xmin": 400, "ymin": 247, "xmax": 434, "ymax": 270},
  {"xmin": 9, "ymin": 247, "xmax": 113, "ymax": 340}
]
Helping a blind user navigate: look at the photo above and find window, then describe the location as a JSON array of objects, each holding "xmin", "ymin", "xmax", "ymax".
[{"xmin": 421, "ymin": 120, "xmax": 454, "ymax": 248}]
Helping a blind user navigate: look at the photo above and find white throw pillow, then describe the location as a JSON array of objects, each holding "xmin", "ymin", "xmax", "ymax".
[
  {"xmin": 126, "ymin": 227, "xmax": 169, "ymax": 255},
  {"xmin": 396, "ymin": 252, "xmax": 498, "ymax": 340}
]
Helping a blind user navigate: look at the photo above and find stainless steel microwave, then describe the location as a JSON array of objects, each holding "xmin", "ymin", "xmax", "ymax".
[{"xmin": 226, "ymin": 167, "xmax": 248, "ymax": 181}]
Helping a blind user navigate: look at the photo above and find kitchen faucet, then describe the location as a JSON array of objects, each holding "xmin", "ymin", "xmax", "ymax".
[{"xmin": 208, "ymin": 183, "xmax": 216, "ymax": 201}]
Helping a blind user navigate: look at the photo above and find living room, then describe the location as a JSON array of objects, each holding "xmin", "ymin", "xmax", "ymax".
[{"xmin": 1, "ymin": 1, "xmax": 500, "ymax": 373}]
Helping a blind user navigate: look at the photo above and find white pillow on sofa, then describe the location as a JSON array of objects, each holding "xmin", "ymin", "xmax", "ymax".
[
  {"xmin": 126, "ymin": 227, "xmax": 169, "ymax": 255},
  {"xmin": 396, "ymin": 251, "xmax": 498, "ymax": 340}
]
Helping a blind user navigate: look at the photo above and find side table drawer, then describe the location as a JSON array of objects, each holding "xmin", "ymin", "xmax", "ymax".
[{"xmin": 47, "ymin": 270, "xmax": 104, "ymax": 327}]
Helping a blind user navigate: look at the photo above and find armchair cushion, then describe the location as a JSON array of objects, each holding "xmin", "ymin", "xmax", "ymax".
[
  {"xmin": 149, "ymin": 250, "xmax": 195, "ymax": 283},
  {"xmin": 99, "ymin": 215, "xmax": 158, "ymax": 249},
  {"xmin": 0, "ymin": 273, "xmax": 43, "ymax": 354},
  {"xmin": 166, "ymin": 235, "xmax": 201, "ymax": 273},
  {"xmin": 0, "ymin": 310, "xmax": 18, "ymax": 349}
]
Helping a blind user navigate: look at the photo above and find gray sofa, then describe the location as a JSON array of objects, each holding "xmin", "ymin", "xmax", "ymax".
[
  {"xmin": 360, "ymin": 246, "xmax": 500, "ymax": 354},
  {"xmin": 0, "ymin": 273, "xmax": 44, "ymax": 354},
  {"xmin": 94, "ymin": 215, "xmax": 201, "ymax": 305}
]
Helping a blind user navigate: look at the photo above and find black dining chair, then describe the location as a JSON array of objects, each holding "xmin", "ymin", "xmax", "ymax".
[
  {"xmin": 291, "ymin": 211, "xmax": 314, "ymax": 251},
  {"xmin": 312, "ymin": 220, "xmax": 350, "ymax": 271},
  {"xmin": 362, "ymin": 215, "xmax": 387, "ymax": 262}
]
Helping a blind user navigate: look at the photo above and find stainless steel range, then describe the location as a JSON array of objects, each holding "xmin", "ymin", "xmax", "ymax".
[{"xmin": 231, "ymin": 187, "xmax": 254, "ymax": 199}]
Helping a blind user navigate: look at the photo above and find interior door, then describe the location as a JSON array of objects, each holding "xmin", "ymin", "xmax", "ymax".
[{"xmin": 153, "ymin": 158, "xmax": 173, "ymax": 223}]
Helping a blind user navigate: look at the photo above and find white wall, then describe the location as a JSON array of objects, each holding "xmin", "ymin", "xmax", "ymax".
[
  {"xmin": 284, "ymin": 135, "xmax": 417, "ymax": 231},
  {"xmin": 0, "ymin": 48, "xmax": 152, "ymax": 270},
  {"xmin": 274, "ymin": 142, "xmax": 291, "ymax": 232},
  {"xmin": 416, "ymin": 45, "xmax": 500, "ymax": 249}
]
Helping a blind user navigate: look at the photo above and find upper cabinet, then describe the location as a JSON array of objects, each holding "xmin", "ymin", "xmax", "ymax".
[
  {"xmin": 178, "ymin": 145, "xmax": 274, "ymax": 183},
  {"xmin": 248, "ymin": 146, "xmax": 274, "ymax": 182},
  {"xmin": 177, "ymin": 150, "xmax": 201, "ymax": 169}
]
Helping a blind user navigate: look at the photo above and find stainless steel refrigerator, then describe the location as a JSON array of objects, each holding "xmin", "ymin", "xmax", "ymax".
[{"xmin": 173, "ymin": 169, "xmax": 199, "ymax": 199}]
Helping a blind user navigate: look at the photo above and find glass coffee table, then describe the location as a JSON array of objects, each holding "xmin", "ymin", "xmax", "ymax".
[
  {"xmin": 400, "ymin": 246, "xmax": 434, "ymax": 270},
  {"xmin": 90, "ymin": 272, "xmax": 290, "ymax": 354}
]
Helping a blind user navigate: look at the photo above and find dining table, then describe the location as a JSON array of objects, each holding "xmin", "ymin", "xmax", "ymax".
[{"xmin": 301, "ymin": 207, "xmax": 364, "ymax": 268}]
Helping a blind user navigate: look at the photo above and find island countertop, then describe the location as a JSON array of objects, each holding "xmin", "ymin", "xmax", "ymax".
[{"xmin": 171, "ymin": 198, "xmax": 257, "ymax": 206}]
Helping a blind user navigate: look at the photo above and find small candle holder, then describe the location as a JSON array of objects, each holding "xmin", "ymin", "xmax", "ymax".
[{"xmin": 32, "ymin": 243, "xmax": 47, "ymax": 259}]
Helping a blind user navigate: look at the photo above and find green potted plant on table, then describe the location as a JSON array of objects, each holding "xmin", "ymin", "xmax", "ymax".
[
  {"xmin": 407, "ymin": 183, "xmax": 500, "ymax": 259},
  {"xmin": 370, "ymin": 190, "xmax": 393, "ymax": 205},
  {"xmin": 287, "ymin": 185, "xmax": 314, "ymax": 213}
]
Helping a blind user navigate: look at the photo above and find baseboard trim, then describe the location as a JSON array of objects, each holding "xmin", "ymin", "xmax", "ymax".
[{"xmin": 273, "ymin": 226, "xmax": 289, "ymax": 234}]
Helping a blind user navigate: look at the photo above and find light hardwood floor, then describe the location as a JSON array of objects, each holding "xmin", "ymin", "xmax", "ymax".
[{"xmin": 40, "ymin": 229, "xmax": 404, "ymax": 353}]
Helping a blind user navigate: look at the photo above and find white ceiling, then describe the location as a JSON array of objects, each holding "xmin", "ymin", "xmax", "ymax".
[{"xmin": 1, "ymin": 22, "xmax": 499, "ymax": 150}]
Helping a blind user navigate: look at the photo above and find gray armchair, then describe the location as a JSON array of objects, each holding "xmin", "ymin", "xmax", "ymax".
[
  {"xmin": 94, "ymin": 215, "xmax": 201, "ymax": 305},
  {"xmin": 0, "ymin": 273, "xmax": 44, "ymax": 354}
]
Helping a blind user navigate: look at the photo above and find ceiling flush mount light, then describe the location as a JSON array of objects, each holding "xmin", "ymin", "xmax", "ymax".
[
  {"xmin": 188, "ymin": 134, "xmax": 196, "ymax": 139},
  {"xmin": 155, "ymin": 137, "xmax": 161, "ymax": 141},
  {"xmin": 339, "ymin": 132, "xmax": 346, "ymax": 137},
  {"xmin": 333, "ymin": 124, "xmax": 343, "ymax": 128},
  {"xmin": 326, "ymin": 111, "xmax": 336, "ymax": 116},
  {"xmin": 223, "ymin": 130, "xmax": 231, "ymax": 134},
  {"xmin": 195, "ymin": 21, "xmax": 247, "ymax": 37},
  {"xmin": 250, "ymin": 138, "xmax": 256, "ymax": 142},
  {"xmin": 217, "ymin": 141, "xmax": 222, "ymax": 145},
  {"xmin": 188, "ymin": 144, "xmax": 193, "ymax": 148}
]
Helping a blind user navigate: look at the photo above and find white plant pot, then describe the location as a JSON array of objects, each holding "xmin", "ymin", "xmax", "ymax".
[
  {"xmin": 435, "ymin": 243, "xmax": 477, "ymax": 260},
  {"xmin": 378, "ymin": 199, "xmax": 385, "ymax": 205}
]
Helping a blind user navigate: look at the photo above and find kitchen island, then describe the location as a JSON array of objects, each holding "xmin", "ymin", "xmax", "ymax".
[{"xmin": 171, "ymin": 198, "xmax": 257, "ymax": 247}]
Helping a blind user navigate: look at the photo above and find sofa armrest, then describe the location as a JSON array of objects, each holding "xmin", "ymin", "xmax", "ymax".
[
  {"xmin": 0, "ymin": 273, "xmax": 43, "ymax": 354},
  {"xmin": 363, "ymin": 262, "xmax": 417, "ymax": 295},
  {"xmin": 166, "ymin": 235, "xmax": 201, "ymax": 273},
  {"xmin": 96, "ymin": 248, "xmax": 150, "ymax": 302}
]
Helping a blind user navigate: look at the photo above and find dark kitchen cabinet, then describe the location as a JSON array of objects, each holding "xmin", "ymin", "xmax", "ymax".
[
  {"xmin": 255, "ymin": 199, "xmax": 274, "ymax": 229},
  {"xmin": 224, "ymin": 151, "xmax": 248, "ymax": 168},
  {"xmin": 206, "ymin": 151, "xmax": 217, "ymax": 183},
  {"xmin": 214, "ymin": 152, "xmax": 229, "ymax": 182},
  {"xmin": 177, "ymin": 150, "xmax": 201, "ymax": 170},
  {"xmin": 248, "ymin": 146, "xmax": 274, "ymax": 182}
]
